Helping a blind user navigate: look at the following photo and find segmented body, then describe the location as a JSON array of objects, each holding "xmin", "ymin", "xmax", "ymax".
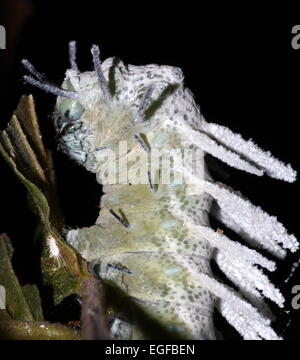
[
  {"xmin": 60, "ymin": 61, "xmax": 215, "ymax": 339},
  {"xmin": 22, "ymin": 45, "xmax": 298, "ymax": 340}
]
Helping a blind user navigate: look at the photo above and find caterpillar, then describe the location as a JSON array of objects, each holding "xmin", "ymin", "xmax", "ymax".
[{"xmin": 21, "ymin": 41, "xmax": 298, "ymax": 340}]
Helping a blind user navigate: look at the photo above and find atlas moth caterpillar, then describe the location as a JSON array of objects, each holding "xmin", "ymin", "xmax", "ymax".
[{"xmin": 22, "ymin": 41, "xmax": 298, "ymax": 340}]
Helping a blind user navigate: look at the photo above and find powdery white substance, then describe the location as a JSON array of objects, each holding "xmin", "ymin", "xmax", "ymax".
[{"xmin": 22, "ymin": 43, "xmax": 298, "ymax": 340}]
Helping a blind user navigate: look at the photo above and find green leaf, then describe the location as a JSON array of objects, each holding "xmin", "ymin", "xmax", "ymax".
[
  {"xmin": 0, "ymin": 320, "xmax": 80, "ymax": 340},
  {"xmin": 0, "ymin": 234, "xmax": 34, "ymax": 321},
  {"xmin": 22, "ymin": 284, "xmax": 44, "ymax": 322}
]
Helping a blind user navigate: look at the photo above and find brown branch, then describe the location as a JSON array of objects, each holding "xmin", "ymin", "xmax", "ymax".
[{"xmin": 80, "ymin": 278, "xmax": 110, "ymax": 340}]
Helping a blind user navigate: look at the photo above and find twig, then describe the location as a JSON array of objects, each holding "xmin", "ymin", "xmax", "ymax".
[{"xmin": 80, "ymin": 277, "xmax": 110, "ymax": 340}]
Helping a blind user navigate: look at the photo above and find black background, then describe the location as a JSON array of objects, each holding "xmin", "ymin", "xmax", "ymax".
[{"xmin": 0, "ymin": 1, "xmax": 299, "ymax": 340}]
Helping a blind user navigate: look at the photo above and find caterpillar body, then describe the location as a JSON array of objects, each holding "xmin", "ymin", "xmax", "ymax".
[{"xmin": 22, "ymin": 42, "xmax": 298, "ymax": 340}]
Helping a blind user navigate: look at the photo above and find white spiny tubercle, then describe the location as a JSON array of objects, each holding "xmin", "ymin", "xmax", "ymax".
[
  {"xmin": 199, "ymin": 118, "xmax": 297, "ymax": 183},
  {"xmin": 215, "ymin": 252, "xmax": 263, "ymax": 301},
  {"xmin": 179, "ymin": 121, "xmax": 264, "ymax": 176},
  {"xmin": 214, "ymin": 251, "xmax": 275, "ymax": 320},
  {"xmin": 211, "ymin": 203, "xmax": 287, "ymax": 258},
  {"xmin": 219, "ymin": 300, "xmax": 281, "ymax": 340},
  {"xmin": 197, "ymin": 273, "xmax": 281, "ymax": 340},
  {"xmin": 195, "ymin": 226, "xmax": 285, "ymax": 307},
  {"xmin": 214, "ymin": 250, "xmax": 284, "ymax": 307},
  {"xmin": 204, "ymin": 180, "xmax": 299, "ymax": 255},
  {"xmin": 195, "ymin": 225, "xmax": 276, "ymax": 271}
]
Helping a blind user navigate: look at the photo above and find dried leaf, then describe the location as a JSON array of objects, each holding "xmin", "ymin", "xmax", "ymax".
[{"xmin": 0, "ymin": 95, "xmax": 90, "ymax": 307}]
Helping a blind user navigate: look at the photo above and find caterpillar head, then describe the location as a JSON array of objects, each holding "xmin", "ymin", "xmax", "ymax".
[
  {"xmin": 54, "ymin": 66, "xmax": 144, "ymax": 169},
  {"xmin": 22, "ymin": 43, "xmax": 185, "ymax": 173}
]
